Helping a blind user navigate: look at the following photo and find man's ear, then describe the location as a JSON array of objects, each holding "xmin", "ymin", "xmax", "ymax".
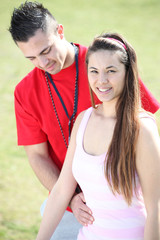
[{"xmin": 57, "ymin": 24, "xmax": 64, "ymax": 39}]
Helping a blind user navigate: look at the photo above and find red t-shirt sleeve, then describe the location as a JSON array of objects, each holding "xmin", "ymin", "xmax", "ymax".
[
  {"xmin": 14, "ymin": 88, "xmax": 47, "ymax": 145},
  {"xmin": 139, "ymin": 79, "xmax": 160, "ymax": 113}
]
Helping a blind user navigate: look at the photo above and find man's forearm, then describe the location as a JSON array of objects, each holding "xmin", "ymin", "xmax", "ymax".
[
  {"xmin": 28, "ymin": 154, "xmax": 60, "ymax": 192},
  {"xmin": 24, "ymin": 143, "xmax": 61, "ymax": 192}
]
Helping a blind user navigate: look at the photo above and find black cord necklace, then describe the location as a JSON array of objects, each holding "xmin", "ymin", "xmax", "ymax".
[{"xmin": 45, "ymin": 43, "xmax": 79, "ymax": 148}]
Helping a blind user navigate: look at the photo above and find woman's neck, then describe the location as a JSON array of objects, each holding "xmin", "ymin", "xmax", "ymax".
[{"xmin": 97, "ymin": 100, "xmax": 117, "ymax": 119}]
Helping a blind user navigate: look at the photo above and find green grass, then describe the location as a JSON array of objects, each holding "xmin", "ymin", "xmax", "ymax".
[{"xmin": 0, "ymin": 0, "xmax": 160, "ymax": 239}]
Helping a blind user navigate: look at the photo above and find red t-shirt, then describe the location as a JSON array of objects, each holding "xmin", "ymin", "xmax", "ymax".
[
  {"xmin": 14, "ymin": 44, "xmax": 160, "ymax": 170},
  {"xmin": 14, "ymin": 44, "xmax": 92, "ymax": 170}
]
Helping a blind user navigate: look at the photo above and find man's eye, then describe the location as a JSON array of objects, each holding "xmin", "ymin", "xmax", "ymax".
[
  {"xmin": 43, "ymin": 47, "xmax": 51, "ymax": 55},
  {"xmin": 29, "ymin": 58, "xmax": 35, "ymax": 61}
]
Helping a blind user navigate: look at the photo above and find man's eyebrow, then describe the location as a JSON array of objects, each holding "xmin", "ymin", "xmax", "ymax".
[{"xmin": 25, "ymin": 46, "xmax": 50, "ymax": 59}]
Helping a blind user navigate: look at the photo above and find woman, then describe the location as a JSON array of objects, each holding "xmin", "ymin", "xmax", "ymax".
[{"xmin": 36, "ymin": 33, "xmax": 160, "ymax": 240}]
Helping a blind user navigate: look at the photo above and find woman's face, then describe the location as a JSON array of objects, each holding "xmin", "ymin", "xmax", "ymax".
[{"xmin": 88, "ymin": 49, "xmax": 126, "ymax": 104}]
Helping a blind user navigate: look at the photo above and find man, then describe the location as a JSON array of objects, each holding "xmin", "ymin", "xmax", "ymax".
[{"xmin": 9, "ymin": 1, "xmax": 160, "ymax": 239}]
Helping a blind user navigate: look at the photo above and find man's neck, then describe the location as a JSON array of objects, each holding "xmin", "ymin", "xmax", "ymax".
[{"xmin": 63, "ymin": 42, "xmax": 76, "ymax": 69}]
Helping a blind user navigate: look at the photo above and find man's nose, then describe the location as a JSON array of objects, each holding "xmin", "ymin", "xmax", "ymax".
[{"xmin": 38, "ymin": 56, "xmax": 49, "ymax": 68}]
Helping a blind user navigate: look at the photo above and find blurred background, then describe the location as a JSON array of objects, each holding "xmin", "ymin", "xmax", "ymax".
[{"xmin": 0, "ymin": 0, "xmax": 160, "ymax": 239}]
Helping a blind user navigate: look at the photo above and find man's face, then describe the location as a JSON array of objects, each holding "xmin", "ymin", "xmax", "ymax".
[{"xmin": 16, "ymin": 25, "xmax": 68, "ymax": 74}]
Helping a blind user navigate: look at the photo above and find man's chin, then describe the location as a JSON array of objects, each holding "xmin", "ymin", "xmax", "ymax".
[{"xmin": 47, "ymin": 67, "xmax": 62, "ymax": 75}]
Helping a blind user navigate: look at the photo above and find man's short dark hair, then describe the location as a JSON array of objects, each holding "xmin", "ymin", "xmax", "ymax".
[{"xmin": 9, "ymin": 1, "xmax": 58, "ymax": 42}]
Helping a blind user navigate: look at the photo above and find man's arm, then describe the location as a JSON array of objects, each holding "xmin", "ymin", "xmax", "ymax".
[
  {"xmin": 24, "ymin": 141, "xmax": 94, "ymax": 225},
  {"xmin": 24, "ymin": 142, "xmax": 60, "ymax": 192}
]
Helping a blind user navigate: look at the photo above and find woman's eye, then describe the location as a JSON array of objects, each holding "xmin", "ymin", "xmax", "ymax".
[
  {"xmin": 108, "ymin": 70, "xmax": 116, "ymax": 73},
  {"xmin": 90, "ymin": 70, "xmax": 98, "ymax": 74}
]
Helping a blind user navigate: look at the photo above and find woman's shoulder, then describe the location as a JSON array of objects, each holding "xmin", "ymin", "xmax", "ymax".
[
  {"xmin": 73, "ymin": 107, "xmax": 93, "ymax": 132},
  {"xmin": 77, "ymin": 107, "xmax": 93, "ymax": 120},
  {"xmin": 138, "ymin": 109, "xmax": 159, "ymax": 144},
  {"xmin": 136, "ymin": 110, "xmax": 160, "ymax": 172},
  {"xmin": 139, "ymin": 109, "xmax": 157, "ymax": 129},
  {"xmin": 139, "ymin": 109, "xmax": 155, "ymax": 120}
]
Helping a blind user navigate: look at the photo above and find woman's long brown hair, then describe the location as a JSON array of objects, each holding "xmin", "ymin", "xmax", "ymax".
[{"xmin": 86, "ymin": 33, "xmax": 140, "ymax": 204}]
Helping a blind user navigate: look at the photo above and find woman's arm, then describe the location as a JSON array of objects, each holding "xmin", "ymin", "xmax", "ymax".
[
  {"xmin": 136, "ymin": 117, "xmax": 160, "ymax": 240},
  {"xmin": 36, "ymin": 111, "xmax": 85, "ymax": 240}
]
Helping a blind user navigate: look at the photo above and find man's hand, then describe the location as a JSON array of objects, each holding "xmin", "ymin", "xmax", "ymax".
[{"xmin": 70, "ymin": 192, "xmax": 94, "ymax": 226}]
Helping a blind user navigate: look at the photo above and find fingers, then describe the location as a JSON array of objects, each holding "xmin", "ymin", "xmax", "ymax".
[
  {"xmin": 77, "ymin": 206, "xmax": 94, "ymax": 226},
  {"xmin": 70, "ymin": 193, "xmax": 95, "ymax": 226},
  {"xmin": 78, "ymin": 192, "xmax": 86, "ymax": 203}
]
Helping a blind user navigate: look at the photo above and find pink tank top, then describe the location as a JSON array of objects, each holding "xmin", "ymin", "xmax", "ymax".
[{"xmin": 72, "ymin": 107, "xmax": 155, "ymax": 240}]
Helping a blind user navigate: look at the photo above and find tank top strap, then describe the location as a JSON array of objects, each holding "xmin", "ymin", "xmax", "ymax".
[
  {"xmin": 139, "ymin": 111, "xmax": 156, "ymax": 123},
  {"xmin": 76, "ymin": 107, "xmax": 93, "ymax": 146}
]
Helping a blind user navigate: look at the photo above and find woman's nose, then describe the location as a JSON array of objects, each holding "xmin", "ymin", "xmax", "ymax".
[{"xmin": 99, "ymin": 72, "xmax": 108, "ymax": 84}]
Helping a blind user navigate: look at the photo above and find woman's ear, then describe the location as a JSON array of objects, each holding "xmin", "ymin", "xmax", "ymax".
[{"xmin": 57, "ymin": 24, "xmax": 64, "ymax": 39}]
